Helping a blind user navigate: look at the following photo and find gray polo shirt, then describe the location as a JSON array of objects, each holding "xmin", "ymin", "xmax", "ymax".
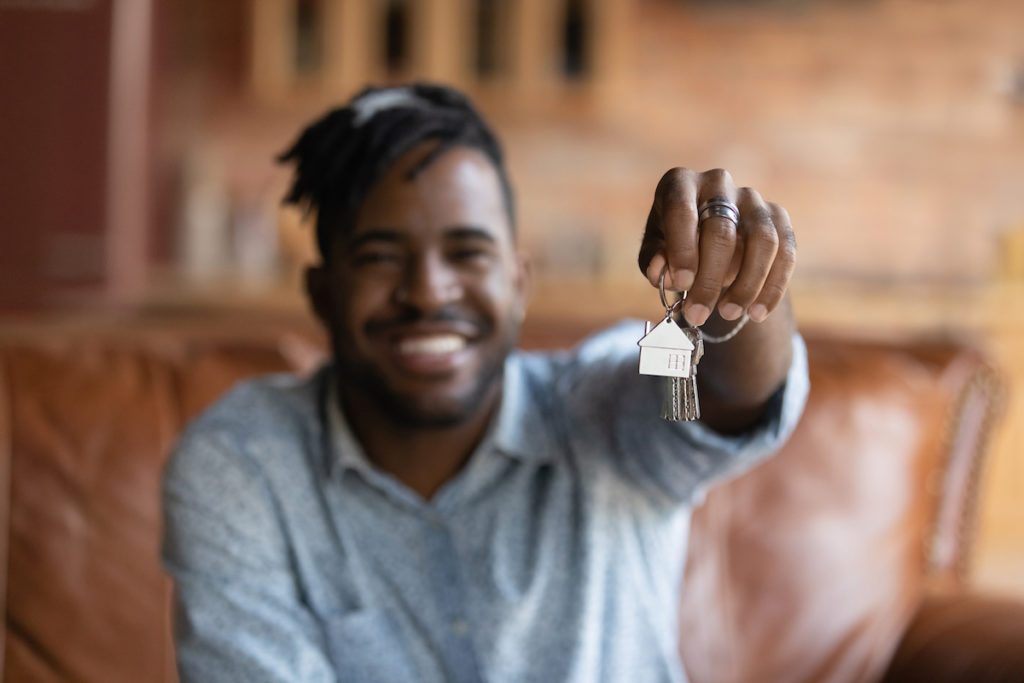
[{"xmin": 163, "ymin": 321, "xmax": 809, "ymax": 682}]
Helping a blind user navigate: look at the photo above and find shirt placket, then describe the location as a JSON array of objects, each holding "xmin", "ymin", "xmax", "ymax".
[{"xmin": 422, "ymin": 515, "xmax": 487, "ymax": 683}]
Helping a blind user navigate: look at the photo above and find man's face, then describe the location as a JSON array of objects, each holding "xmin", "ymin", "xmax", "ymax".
[{"xmin": 308, "ymin": 142, "xmax": 528, "ymax": 428}]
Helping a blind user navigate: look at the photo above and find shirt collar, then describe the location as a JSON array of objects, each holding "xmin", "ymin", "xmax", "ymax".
[
  {"xmin": 323, "ymin": 353, "xmax": 556, "ymax": 478},
  {"xmin": 324, "ymin": 375, "xmax": 375, "ymax": 478},
  {"xmin": 489, "ymin": 353, "xmax": 557, "ymax": 463}
]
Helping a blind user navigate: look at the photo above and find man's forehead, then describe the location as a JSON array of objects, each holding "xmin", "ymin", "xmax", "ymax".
[
  {"xmin": 389, "ymin": 141, "xmax": 499, "ymax": 186},
  {"xmin": 353, "ymin": 146, "xmax": 507, "ymax": 224},
  {"xmin": 347, "ymin": 225, "xmax": 498, "ymax": 245},
  {"xmin": 327, "ymin": 140, "xmax": 514, "ymax": 260}
]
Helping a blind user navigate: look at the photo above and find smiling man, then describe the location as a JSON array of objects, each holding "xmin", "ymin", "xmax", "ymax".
[
  {"xmin": 162, "ymin": 84, "xmax": 809, "ymax": 683},
  {"xmin": 303, "ymin": 135, "xmax": 527, "ymax": 500}
]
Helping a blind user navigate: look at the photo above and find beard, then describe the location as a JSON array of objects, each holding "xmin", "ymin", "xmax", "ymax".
[{"xmin": 330, "ymin": 312, "xmax": 520, "ymax": 430}]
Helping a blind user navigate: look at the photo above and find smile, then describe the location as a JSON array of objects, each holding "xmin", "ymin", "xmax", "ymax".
[{"xmin": 396, "ymin": 334, "xmax": 468, "ymax": 356}]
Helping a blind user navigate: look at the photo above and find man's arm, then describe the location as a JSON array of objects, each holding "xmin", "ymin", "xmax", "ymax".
[
  {"xmin": 163, "ymin": 430, "xmax": 337, "ymax": 683},
  {"xmin": 689, "ymin": 295, "xmax": 795, "ymax": 433},
  {"xmin": 563, "ymin": 320, "xmax": 807, "ymax": 506},
  {"xmin": 638, "ymin": 167, "xmax": 798, "ymax": 434}
]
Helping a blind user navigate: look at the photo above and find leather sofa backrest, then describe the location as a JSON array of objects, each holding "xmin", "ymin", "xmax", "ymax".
[
  {"xmin": 679, "ymin": 336, "xmax": 999, "ymax": 683},
  {"xmin": 0, "ymin": 321, "xmax": 1000, "ymax": 683},
  {"xmin": 0, "ymin": 326, "xmax": 322, "ymax": 683}
]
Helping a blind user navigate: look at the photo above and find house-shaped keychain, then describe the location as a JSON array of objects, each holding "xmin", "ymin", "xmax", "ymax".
[{"xmin": 637, "ymin": 318, "xmax": 695, "ymax": 378}]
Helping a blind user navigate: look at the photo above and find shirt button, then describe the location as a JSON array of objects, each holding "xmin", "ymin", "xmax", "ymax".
[{"xmin": 451, "ymin": 619, "xmax": 468, "ymax": 636}]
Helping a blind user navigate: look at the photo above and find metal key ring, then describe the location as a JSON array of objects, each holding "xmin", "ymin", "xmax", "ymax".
[
  {"xmin": 658, "ymin": 264, "xmax": 748, "ymax": 341},
  {"xmin": 658, "ymin": 265, "xmax": 684, "ymax": 316}
]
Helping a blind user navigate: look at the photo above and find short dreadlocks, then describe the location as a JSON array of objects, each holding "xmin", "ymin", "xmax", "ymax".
[{"xmin": 277, "ymin": 83, "xmax": 516, "ymax": 263}]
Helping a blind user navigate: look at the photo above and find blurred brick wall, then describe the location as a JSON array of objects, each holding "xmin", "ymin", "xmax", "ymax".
[
  {"xmin": 499, "ymin": 0, "xmax": 1024, "ymax": 292},
  {"xmin": 163, "ymin": 0, "xmax": 1024, "ymax": 306}
]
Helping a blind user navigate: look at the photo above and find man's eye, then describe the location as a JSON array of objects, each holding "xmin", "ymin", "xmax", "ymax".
[
  {"xmin": 353, "ymin": 251, "xmax": 399, "ymax": 266},
  {"xmin": 450, "ymin": 247, "xmax": 490, "ymax": 262}
]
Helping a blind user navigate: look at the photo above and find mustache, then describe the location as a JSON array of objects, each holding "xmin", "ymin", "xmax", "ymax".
[{"xmin": 365, "ymin": 305, "xmax": 492, "ymax": 334}]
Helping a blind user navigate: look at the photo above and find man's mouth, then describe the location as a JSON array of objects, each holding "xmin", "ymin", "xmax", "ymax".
[
  {"xmin": 396, "ymin": 334, "xmax": 468, "ymax": 356},
  {"xmin": 388, "ymin": 332, "xmax": 473, "ymax": 375}
]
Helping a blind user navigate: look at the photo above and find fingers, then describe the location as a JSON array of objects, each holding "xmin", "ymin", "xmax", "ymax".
[
  {"xmin": 716, "ymin": 187, "xmax": 777, "ymax": 321},
  {"xmin": 639, "ymin": 168, "xmax": 797, "ymax": 326},
  {"xmin": 640, "ymin": 168, "xmax": 699, "ymax": 290},
  {"xmin": 659, "ymin": 169, "xmax": 700, "ymax": 291},
  {"xmin": 751, "ymin": 203, "xmax": 797, "ymax": 322},
  {"xmin": 683, "ymin": 169, "xmax": 737, "ymax": 326},
  {"xmin": 639, "ymin": 205, "xmax": 666, "ymax": 287}
]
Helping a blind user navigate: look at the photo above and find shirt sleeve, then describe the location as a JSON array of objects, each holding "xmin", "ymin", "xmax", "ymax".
[
  {"xmin": 562, "ymin": 320, "xmax": 810, "ymax": 506},
  {"xmin": 162, "ymin": 427, "xmax": 338, "ymax": 683}
]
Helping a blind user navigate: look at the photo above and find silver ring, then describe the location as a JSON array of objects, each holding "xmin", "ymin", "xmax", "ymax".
[{"xmin": 698, "ymin": 197, "xmax": 739, "ymax": 226}]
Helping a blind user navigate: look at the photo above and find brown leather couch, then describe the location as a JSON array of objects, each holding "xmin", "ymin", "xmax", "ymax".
[{"xmin": 0, "ymin": 314, "xmax": 1021, "ymax": 682}]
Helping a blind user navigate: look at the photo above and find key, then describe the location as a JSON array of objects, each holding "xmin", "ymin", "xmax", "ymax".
[
  {"xmin": 677, "ymin": 325, "xmax": 704, "ymax": 421},
  {"xmin": 663, "ymin": 376, "xmax": 685, "ymax": 421},
  {"xmin": 647, "ymin": 323, "xmax": 703, "ymax": 421},
  {"xmin": 638, "ymin": 268, "xmax": 704, "ymax": 422},
  {"xmin": 639, "ymin": 318, "xmax": 700, "ymax": 423}
]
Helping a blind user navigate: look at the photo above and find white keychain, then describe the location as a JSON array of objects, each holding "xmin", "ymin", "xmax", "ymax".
[
  {"xmin": 637, "ymin": 264, "xmax": 752, "ymax": 421},
  {"xmin": 637, "ymin": 270, "xmax": 703, "ymax": 421}
]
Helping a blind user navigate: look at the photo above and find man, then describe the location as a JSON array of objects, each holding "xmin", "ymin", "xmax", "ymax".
[{"xmin": 163, "ymin": 83, "xmax": 808, "ymax": 682}]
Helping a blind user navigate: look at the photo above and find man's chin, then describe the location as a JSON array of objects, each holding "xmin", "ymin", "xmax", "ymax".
[
  {"xmin": 390, "ymin": 404, "xmax": 478, "ymax": 430},
  {"xmin": 384, "ymin": 389, "xmax": 498, "ymax": 430},
  {"xmin": 334, "ymin": 333, "xmax": 514, "ymax": 430}
]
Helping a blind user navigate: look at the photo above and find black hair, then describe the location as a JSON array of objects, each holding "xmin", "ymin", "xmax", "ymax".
[{"xmin": 277, "ymin": 83, "xmax": 515, "ymax": 262}]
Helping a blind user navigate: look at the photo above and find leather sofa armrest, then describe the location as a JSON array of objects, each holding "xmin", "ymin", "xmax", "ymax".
[{"xmin": 882, "ymin": 593, "xmax": 1024, "ymax": 683}]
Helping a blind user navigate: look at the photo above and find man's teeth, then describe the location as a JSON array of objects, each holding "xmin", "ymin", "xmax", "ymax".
[{"xmin": 397, "ymin": 335, "xmax": 467, "ymax": 355}]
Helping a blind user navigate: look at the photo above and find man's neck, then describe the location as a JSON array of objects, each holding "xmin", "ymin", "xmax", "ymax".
[{"xmin": 338, "ymin": 386, "xmax": 501, "ymax": 501}]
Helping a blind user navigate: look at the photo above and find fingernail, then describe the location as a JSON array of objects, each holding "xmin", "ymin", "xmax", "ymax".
[
  {"xmin": 687, "ymin": 303, "xmax": 710, "ymax": 326},
  {"xmin": 674, "ymin": 269, "xmax": 695, "ymax": 291},
  {"xmin": 720, "ymin": 302, "xmax": 743, "ymax": 321},
  {"xmin": 750, "ymin": 304, "xmax": 768, "ymax": 322}
]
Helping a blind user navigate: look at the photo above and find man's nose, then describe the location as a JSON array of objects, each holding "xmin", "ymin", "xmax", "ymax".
[{"xmin": 397, "ymin": 252, "xmax": 463, "ymax": 310}]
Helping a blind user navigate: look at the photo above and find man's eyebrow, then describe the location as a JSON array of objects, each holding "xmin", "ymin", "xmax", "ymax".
[
  {"xmin": 348, "ymin": 229, "xmax": 403, "ymax": 249},
  {"xmin": 445, "ymin": 226, "xmax": 497, "ymax": 243}
]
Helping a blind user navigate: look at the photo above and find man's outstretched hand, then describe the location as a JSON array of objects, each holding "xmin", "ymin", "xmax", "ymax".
[
  {"xmin": 638, "ymin": 167, "xmax": 796, "ymax": 327},
  {"xmin": 637, "ymin": 168, "xmax": 798, "ymax": 434}
]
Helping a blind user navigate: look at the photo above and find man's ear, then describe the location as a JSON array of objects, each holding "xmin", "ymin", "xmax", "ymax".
[{"xmin": 305, "ymin": 264, "xmax": 331, "ymax": 325}]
